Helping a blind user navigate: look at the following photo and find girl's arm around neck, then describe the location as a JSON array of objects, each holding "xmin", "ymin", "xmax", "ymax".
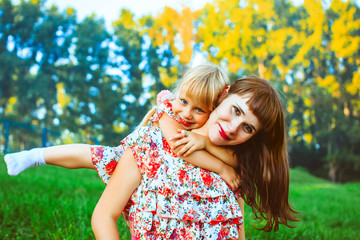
[
  {"xmin": 202, "ymin": 137, "xmax": 237, "ymax": 168},
  {"xmin": 172, "ymin": 129, "xmax": 237, "ymax": 168},
  {"xmin": 158, "ymin": 113, "xmax": 227, "ymax": 172},
  {"xmin": 159, "ymin": 114, "xmax": 240, "ymax": 190}
]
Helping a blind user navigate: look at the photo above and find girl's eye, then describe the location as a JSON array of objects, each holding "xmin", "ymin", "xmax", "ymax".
[
  {"xmin": 195, "ymin": 108, "xmax": 205, "ymax": 113},
  {"xmin": 180, "ymin": 99, "xmax": 187, "ymax": 105},
  {"xmin": 243, "ymin": 124, "xmax": 253, "ymax": 134}
]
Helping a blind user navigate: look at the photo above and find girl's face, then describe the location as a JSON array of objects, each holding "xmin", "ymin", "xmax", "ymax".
[
  {"xmin": 207, "ymin": 93, "xmax": 262, "ymax": 146},
  {"xmin": 172, "ymin": 88, "xmax": 211, "ymax": 130}
]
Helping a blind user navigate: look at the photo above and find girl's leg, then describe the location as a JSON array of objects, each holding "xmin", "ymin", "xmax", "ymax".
[
  {"xmin": 4, "ymin": 144, "xmax": 94, "ymax": 176},
  {"xmin": 44, "ymin": 144, "xmax": 94, "ymax": 169}
]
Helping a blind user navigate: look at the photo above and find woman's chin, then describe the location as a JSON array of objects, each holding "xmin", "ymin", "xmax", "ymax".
[{"xmin": 209, "ymin": 134, "xmax": 223, "ymax": 146}]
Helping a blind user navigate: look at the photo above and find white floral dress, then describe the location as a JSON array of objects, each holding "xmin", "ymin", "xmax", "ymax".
[{"xmin": 91, "ymin": 100, "xmax": 243, "ymax": 239}]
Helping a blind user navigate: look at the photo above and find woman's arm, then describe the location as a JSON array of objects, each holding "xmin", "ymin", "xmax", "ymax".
[
  {"xmin": 159, "ymin": 114, "xmax": 240, "ymax": 190},
  {"xmin": 91, "ymin": 148, "xmax": 141, "ymax": 240},
  {"xmin": 237, "ymin": 197, "xmax": 246, "ymax": 240}
]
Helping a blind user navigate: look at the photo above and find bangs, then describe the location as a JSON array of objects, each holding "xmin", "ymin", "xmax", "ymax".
[
  {"xmin": 228, "ymin": 76, "xmax": 283, "ymax": 131},
  {"xmin": 183, "ymin": 79, "xmax": 218, "ymax": 111},
  {"xmin": 174, "ymin": 64, "xmax": 229, "ymax": 112},
  {"xmin": 246, "ymin": 89, "xmax": 280, "ymax": 131}
]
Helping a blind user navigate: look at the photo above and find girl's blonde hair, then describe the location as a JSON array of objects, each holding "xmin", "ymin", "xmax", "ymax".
[
  {"xmin": 140, "ymin": 64, "xmax": 229, "ymax": 126},
  {"xmin": 173, "ymin": 64, "xmax": 229, "ymax": 111}
]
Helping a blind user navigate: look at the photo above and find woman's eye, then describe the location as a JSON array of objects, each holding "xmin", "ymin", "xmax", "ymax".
[
  {"xmin": 243, "ymin": 124, "xmax": 252, "ymax": 134},
  {"xmin": 234, "ymin": 106, "xmax": 241, "ymax": 116}
]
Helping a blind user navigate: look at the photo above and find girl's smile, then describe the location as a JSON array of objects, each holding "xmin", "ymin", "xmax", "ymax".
[
  {"xmin": 178, "ymin": 117, "xmax": 192, "ymax": 127},
  {"xmin": 172, "ymin": 88, "xmax": 211, "ymax": 130}
]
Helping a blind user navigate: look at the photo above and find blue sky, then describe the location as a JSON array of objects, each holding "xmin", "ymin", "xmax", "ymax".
[
  {"xmin": 45, "ymin": 0, "xmax": 211, "ymax": 29},
  {"xmin": 44, "ymin": 0, "xmax": 360, "ymax": 30}
]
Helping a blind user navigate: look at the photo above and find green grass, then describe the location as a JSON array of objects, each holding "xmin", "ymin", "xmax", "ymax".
[
  {"xmin": 0, "ymin": 155, "xmax": 130, "ymax": 239},
  {"xmin": 1, "ymin": 156, "xmax": 360, "ymax": 239},
  {"xmin": 243, "ymin": 167, "xmax": 360, "ymax": 239}
]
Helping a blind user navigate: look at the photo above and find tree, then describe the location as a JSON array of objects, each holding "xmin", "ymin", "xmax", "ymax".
[
  {"xmin": 0, "ymin": 0, "xmax": 15, "ymax": 113},
  {"xmin": 108, "ymin": 9, "xmax": 152, "ymax": 141},
  {"xmin": 29, "ymin": 4, "xmax": 76, "ymax": 130},
  {"xmin": 59, "ymin": 13, "xmax": 116, "ymax": 144}
]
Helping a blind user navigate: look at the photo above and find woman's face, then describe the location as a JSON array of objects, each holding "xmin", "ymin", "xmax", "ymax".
[{"xmin": 207, "ymin": 93, "xmax": 262, "ymax": 146}]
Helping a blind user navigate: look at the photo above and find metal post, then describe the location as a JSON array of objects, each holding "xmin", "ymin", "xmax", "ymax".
[
  {"xmin": 42, "ymin": 128, "xmax": 47, "ymax": 147},
  {"xmin": 4, "ymin": 120, "xmax": 9, "ymax": 154}
]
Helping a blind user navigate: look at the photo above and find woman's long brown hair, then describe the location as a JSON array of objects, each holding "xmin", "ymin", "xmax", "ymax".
[{"xmin": 228, "ymin": 76, "xmax": 298, "ymax": 231}]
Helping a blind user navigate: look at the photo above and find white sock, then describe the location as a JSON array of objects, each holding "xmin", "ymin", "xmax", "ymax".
[{"xmin": 4, "ymin": 148, "xmax": 46, "ymax": 176}]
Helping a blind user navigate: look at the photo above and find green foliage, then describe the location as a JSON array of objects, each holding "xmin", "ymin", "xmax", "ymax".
[{"xmin": 0, "ymin": 0, "xmax": 360, "ymax": 181}]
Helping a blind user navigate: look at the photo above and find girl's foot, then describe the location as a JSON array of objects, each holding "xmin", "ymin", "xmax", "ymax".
[{"xmin": 4, "ymin": 148, "xmax": 45, "ymax": 176}]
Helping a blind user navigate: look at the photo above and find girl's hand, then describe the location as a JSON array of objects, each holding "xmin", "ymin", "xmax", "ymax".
[
  {"xmin": 218, "ymin": 164, "xmax": 241, "ymax": 191},
  {"xmin": 171, "ymin": 129, "xmax": 208, "ymax": 157}
]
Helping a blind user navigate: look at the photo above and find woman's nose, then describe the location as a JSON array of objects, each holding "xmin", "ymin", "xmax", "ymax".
[{"xmin": 228, "ymin": 118, "xmax": 241, "ymax": 134}]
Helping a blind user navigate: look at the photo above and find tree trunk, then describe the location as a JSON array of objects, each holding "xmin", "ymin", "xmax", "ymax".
[
  {"xmin": 328, "ymin": 161, "xmax": 337, "ymax": 182},
  {"xmin": 327, "ymin": 141, "xmax": 337, "ymax": 182}
]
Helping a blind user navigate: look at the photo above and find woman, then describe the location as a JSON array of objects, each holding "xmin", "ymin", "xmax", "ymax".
[{"xmin": 92, "ymin": 76, "xmax": 298, "ymax": 239}]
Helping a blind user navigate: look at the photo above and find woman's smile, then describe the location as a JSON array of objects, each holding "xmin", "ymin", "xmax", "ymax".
[
  {"xmin": 218, "ymin": 123, "xmax": 230, "ymax": 140},
  {"xmin": 207, "ymin": 93, "xmax": 261, "ymax": 146}
]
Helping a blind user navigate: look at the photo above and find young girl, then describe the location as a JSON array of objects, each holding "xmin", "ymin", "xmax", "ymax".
[{"xmin": 91, "ymin": 76, "xmax": 298, "ymax": 239}]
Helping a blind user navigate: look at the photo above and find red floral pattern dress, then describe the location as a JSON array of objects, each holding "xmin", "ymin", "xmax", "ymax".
[{"xmin": 91, "ymin": 99, "xmax": 243, "ymax": 239}]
